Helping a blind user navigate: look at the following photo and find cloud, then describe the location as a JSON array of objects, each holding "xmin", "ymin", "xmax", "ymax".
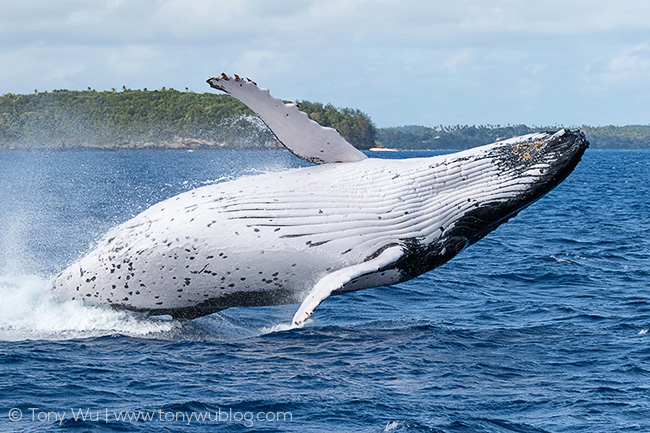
[
  {"xmin": 2, "ymin": 0, "xmax": 650, "ymax": 126},
  {"xmin": 608, "ymin": 44, "xmax": 650, "ymax": 76}
]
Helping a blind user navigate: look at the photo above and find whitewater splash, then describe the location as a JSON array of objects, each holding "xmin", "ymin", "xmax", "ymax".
[
  {"xmin": 0, "ymin": 152, "xmax": 305, "ymax": 342},
  {"xmin": 0, "ymin": 274, "xmax": 297, "ymax": 342},
  {"xmin": 0, "ymin": 274, "xmax": 180, "ymax": 341}
]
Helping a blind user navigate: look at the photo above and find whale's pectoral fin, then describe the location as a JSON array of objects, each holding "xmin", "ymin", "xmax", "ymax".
[
  {"xmin": 206, "ymin": 74, "xmax": 368, "ymax": 165},
  {"xmin": 291, "ymin": 246, "xmax": 404, "ymax": 327}
]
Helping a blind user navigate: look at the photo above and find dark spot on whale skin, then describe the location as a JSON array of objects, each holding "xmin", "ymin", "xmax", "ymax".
[
  {"xmin": 156, "ymin": 302, "xmax": 163, "ymax": 305},
  {"xmin": 122, "ymin": 297, "xmax": 129, "ymax": 301},
  {"xmin": 280, "ymin": 233, "xmax": 312, "ymax": 239}
]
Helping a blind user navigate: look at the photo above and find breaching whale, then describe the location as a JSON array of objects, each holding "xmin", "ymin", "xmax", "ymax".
[{"xmin": 53, "ymin": 74, "xmax": 589, "ymax": 326}]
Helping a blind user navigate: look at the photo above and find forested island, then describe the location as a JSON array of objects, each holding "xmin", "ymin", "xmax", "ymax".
[
  {"xmin": 1, "ymin": 89, "xmax": 648, "ymax": 150},
  {"xmin": 0, "ymin": 88, "xmax": 376, "ymax": 151},
  {"xmin": 377, "ymin": 124, "xmax": 650, "ymax": 150}
]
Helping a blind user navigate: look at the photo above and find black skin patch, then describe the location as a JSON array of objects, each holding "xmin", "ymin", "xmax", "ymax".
[
  {"xmin": 111, "ymin": 287, "xmax": 300, "ymax": 319},
  {"xmin": 395, "ymin": 130, "xmax": 589, "ymax": 282}
]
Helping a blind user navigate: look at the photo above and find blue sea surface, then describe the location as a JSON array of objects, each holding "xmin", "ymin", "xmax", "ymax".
[{"xmin": 0, "ymin": 148, "xmax": 648, "ymax": 432}]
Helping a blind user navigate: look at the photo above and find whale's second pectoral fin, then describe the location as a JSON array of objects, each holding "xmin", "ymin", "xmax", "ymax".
[
  {"xmin": 291, "ymin": 246, "xmax": 403, "ymax": 327},
  {"xmin": 207, "ymin": 74, "xmax": 368, "ymax": 164}
]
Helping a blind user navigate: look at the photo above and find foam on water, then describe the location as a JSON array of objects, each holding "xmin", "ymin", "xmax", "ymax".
[
  {"xmin": 260, "ymin": 319, "xmax": 310, "ymax": 334},
  {"xmin": 0, "ymin": 273, "xmax": 302, "ymax": 342},
  {"xmin": 0, "ymin": 274, "xmax": 178, "ymax": 341}
]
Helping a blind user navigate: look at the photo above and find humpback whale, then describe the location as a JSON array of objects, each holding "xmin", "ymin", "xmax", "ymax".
[{"xmin": 53, "ymin": 74, "xmax": 589, "ymax": 326}]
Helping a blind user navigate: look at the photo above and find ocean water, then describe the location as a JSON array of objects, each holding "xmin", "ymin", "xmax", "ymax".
[{"xmin": 0, "ymin": 148, "xmax": 648, "ymax": 432}]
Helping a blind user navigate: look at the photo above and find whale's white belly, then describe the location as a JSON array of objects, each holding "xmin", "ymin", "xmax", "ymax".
[{"xmin": 54, "ymin": 158, "xmax": 427, "ymax": 315}]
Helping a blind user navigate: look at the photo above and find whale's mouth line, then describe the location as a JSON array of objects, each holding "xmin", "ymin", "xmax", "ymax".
[{"xmin": 485, "ymin": 131, "xmax": 586, "ymax": 227}]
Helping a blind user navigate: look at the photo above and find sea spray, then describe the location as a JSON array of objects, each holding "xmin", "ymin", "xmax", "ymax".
[{"xmin": 0, "ymin": 274, "xmax": 177, "ymax": 341}]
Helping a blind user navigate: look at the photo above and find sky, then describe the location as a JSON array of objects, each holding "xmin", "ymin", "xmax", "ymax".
[{"xmin": 2, "ymin": 0, "xmax": 650, "ymax": 128}]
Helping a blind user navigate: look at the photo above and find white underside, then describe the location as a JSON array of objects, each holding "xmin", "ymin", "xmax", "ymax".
[{"xmin": 53, "ymin": 133, "xmax": 556, "ymax": 317}]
